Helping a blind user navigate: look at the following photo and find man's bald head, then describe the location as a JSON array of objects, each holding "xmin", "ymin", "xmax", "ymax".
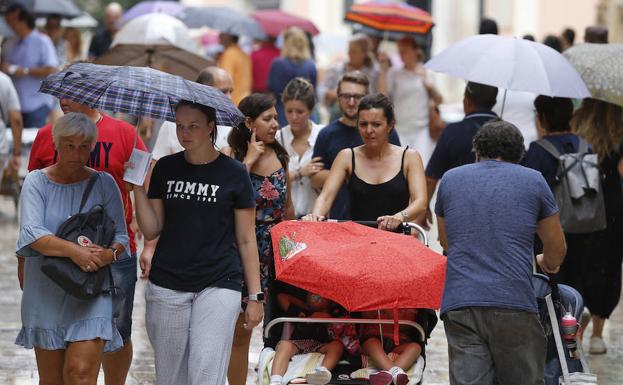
[
  {"xmin": 196, "ymin": 67, "xmax": 234, "ymax": 100},
  {"xmin": 105, "ymin": 2, "xmax": 123, "ymax": 32}
]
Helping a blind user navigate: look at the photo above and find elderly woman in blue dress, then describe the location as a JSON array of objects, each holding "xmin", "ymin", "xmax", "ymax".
[{"xmin": 16, "ymin": 112, "xmax": 128, "ymax": 385}]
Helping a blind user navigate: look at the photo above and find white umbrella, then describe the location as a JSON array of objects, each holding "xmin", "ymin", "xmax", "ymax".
[
  {"xmin": 425, "ymin": 34, "xmax": 590, "ymax": 112},
  {"xmin": 111, "ymin": 12, "xmax": 198, "ymax": 54},
  {"xmin": 35, "ymin": 12, "xmax": 98, "ymax": 28}
]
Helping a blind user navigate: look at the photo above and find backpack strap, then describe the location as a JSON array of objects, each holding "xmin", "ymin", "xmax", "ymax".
[
  {"xmin": 535, "ymin": 139, "xmax": 562, "ymax": 159},
  {"xmin": 78, "ymin": 172, "xmax": 100, "ymax": 213},
  {"xmin": 577, "ymin": 138, "xmax": 589, "ymax": 155}
]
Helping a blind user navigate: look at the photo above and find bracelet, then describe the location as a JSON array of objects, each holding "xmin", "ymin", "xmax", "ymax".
[{"xmin": 110, "ymin": 248, "xmax": 118, "ymax": 262}]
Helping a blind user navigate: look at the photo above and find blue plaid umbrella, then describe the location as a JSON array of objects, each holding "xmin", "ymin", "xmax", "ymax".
[{"xmin": 39, "ymin": 63, "xmax": 244, "ymax": 127}]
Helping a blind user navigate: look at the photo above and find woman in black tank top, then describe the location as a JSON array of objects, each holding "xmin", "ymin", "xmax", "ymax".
[{"xmin": 304, "ymin": 94, "xmax": 427, "ymax": 231}]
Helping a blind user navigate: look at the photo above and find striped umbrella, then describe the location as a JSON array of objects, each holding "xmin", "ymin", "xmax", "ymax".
[{"xmin": 345, "ymin": 1, "xmax": 434, "ymax": 35}]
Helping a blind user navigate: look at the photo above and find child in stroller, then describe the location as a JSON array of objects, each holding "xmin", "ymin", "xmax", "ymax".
[
  {"xmin": 269, "ymin": 291, "xmax": 345, "ymax": 385},
  {"xmin": 359, "ymin": 309, "xmax": 422, "ymax": 385}
]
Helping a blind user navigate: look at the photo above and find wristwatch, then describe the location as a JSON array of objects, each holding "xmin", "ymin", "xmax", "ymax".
[
  {"xmin": 110, "ymin": 247, "xmax": 119, "ymax": 262},
  {"xmin": 401, "ymin": 210, "xmax": 409, "ymax": 222},
  {"xmin": 22, "ymin": 67, "xmax": 29, "ymax": 75},
  {"xmin": 248, "ymin": 292, "xmax": 265, "ymax": 302}
]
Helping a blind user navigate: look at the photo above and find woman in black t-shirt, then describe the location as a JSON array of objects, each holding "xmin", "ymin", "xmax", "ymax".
[
  {"xmin": 222, "ymin": 93, "xmax": 295, "ymax": 385},
  {"xmin": 133, "ymin": 100, "xmax": 263, "ymax": 385}
]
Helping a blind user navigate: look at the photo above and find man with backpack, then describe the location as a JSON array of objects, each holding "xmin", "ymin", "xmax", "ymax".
[{"xmin": 436, "ymin": 120, "xmax": 566, "ymax": 385}]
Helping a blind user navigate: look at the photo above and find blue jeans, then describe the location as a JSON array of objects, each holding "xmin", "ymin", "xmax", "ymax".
[
  {"xmin": 111, "ymin": 255, "xmax": 137, "ymax": 342},
  {"xmin": 22, "ymin": 105, "xmax": 51, "ymax": 128}
]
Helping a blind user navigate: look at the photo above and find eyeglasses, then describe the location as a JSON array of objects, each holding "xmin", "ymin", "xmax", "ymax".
[{"xmin": 338, "ymin": 93, "xmax": 365, "ymax": 102}]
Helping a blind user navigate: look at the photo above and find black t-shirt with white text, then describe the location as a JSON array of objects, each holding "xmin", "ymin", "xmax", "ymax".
[{"xmin": 148, "ymin": 152, "xmax": 255, "ymax": 292}]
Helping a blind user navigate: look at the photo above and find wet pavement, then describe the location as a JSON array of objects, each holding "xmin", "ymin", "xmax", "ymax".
[{"xmin": 1, "ymin": 195, "xmax": 622, "ymax": 384}]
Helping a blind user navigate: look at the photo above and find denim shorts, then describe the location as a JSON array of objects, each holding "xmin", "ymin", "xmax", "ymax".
[{"xmin": 111, "ymin": 255, "xmax": 137, "ymax": 342}]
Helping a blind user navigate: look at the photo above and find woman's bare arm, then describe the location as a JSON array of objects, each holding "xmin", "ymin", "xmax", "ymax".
[{"xmin": 309, "ymin": 149, "xmax": 351, "ymax": 219}]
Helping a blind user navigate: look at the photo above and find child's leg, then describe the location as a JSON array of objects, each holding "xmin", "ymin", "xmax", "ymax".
[
  {"xmin": 271, "ymin": 340, "xmax": 298, "ymax": 376},
  {"xmin": 392, "ymin": 342, "xmax": 422, "ymax": 371},
  {"xmin": 362, "ymin": 338, "xmax": 394, "ymax": 371},
  {"xmin": 317, "ymin": 340, "xmax": 344, "ymax": 370}
]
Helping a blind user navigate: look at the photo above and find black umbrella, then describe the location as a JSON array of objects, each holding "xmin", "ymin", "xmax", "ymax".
[{"xmin": 0, "ymin": 0, "xmax": 82, "ymax": 18}]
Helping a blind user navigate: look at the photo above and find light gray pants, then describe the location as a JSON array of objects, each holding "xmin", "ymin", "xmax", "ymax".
[
  {"xmin": 443, "ymin": 307, "xmax": 547, "ymax": 385},
  {"xmin": 145, "ymin": 282, "xmax": 241, "ymax": 385}
]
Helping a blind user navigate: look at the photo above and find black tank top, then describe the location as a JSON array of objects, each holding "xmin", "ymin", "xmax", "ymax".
[{"xmin": 348, "ymin": 148, "xmax": 410, "ymax": 221}]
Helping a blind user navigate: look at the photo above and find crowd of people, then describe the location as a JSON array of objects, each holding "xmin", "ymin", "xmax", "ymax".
[{"xmin": 2, "ymin": 4, "xmax": 623, "ymax": 385}]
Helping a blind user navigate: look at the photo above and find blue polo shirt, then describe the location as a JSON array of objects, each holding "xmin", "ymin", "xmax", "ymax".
[
  {"xmin": 425, "ymin": 111, "xmax": 498, "ymax": 179},
  {"xmin": 312, "ymin": 119, "xmax": 401, "ymax": 219},
  {"xmin": 6, "ymin": 30, "xmax": 58, "ymax": 112}
]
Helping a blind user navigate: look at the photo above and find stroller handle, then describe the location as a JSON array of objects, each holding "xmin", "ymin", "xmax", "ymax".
[
  {"xmin": 264, "ymin": 316, "xmax": 426, "ymax": 343},
  {"xmin": 346, "ymin": 220, "xmax": 429, "ymax": 247}
]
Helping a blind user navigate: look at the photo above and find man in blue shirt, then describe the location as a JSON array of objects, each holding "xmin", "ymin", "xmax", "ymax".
[
  {"xmin": 311, "ymin": 71, "xmax": 400, "ymax": 219},
  {"xmin": 424, "ymin": 82, "xmax": 498, "ymax": 226},
  {"xmin": 2, "ymin": 4, "xmax": 58, "ymax": 128},
  {"xmin": 435, "ymin": 120, "xmax": 566, "ymax": 385}
]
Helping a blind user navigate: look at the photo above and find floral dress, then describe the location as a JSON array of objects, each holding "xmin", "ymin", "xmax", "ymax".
[{"xmin": 250, "ymin": 167, "xmax": 287, "ymax": 291}]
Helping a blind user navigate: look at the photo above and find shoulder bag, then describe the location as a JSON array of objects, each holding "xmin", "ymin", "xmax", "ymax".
[{"xmin": 40, "ymin": 172, "xmax": 118, "ymax": 299}]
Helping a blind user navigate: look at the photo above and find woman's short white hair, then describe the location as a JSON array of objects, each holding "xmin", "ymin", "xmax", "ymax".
[{"xmin": 52, "ymin": 112, "xmax": 97, "ymax": 144}]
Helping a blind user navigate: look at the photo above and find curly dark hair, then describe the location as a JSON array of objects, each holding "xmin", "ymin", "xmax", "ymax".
[{"xmin": 472, "ymin": 120, "xmax": 525, "ymax": 163}]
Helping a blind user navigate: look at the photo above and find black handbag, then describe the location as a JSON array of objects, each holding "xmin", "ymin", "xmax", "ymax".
[{"xmin": 40, "ymin": 173, "xmax": 118, "ymax": 300}]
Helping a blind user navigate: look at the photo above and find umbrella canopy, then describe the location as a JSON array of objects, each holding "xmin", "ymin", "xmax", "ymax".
[
  {"xmin": 94, "ymin": 44, "xmax": 214, "ymax": 81},
  {"xmin": 1, "ymin": 0, "xmax": 81, "ymax": 18},
  {"xmin": 177, "ymin": 6, "xmax": 267, "ymax": 40},
  {"xmin": 425, "ymin": 34, "xmax": 590, "ymax": 99},
  {"xmin": 563, "ymin": 43, "xmax": 623, "ymax": 108},
  {"xmin": 112, "ymin": 12, "xmax": 198, "ymax": 54},
  {"xmin": 35, "ymin": 11, "xmax": 98, "ymax": 28},
  {"xmin": 345, "ymin": 1, "xmax": 434, "ymax": 34},
  {"xmin": 271, "ymin": 221, "xmax": 446, "ymax": 311},
  {"xmin": 251, "ymin": 9, "xmax": 319, "ymax": 38},
  {"xmin": 40, "ymin": 63, "xmax": 244, "ymax": 127},
  {"xmin": 120, "ymin": 0, "xmax": 184, "ymax": 25}
]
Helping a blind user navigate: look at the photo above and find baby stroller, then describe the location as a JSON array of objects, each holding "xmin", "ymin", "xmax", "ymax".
[
  {"xmin": 259, "ymin": 221, "xmax": 444, "ymax": 385},
  {"xmin": 533, "ymin": 273, "xmax": 598, "ymax": 385}
]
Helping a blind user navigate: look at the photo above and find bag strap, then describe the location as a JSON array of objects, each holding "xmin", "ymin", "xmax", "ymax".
[
  {"xmin": 78, "ymin": 172, "xmax": 100, "ymax": 213},
  {"xmin": 577, "ymin": 138, "xmax": 589, "ymax": 155},
  {"xmin": 535, "ymin": 139, "xmax": 562, "ymax": 159}
]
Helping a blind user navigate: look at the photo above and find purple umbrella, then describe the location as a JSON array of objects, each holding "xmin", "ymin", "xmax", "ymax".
[{"xmin": 120, "ymin": 1, "xmax": 184, "ymax": 25}]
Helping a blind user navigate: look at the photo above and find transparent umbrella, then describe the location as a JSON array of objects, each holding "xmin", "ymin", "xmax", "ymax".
[{"xmin": 563, "ymin": 43, "xmax": 623, "ymax": 108}]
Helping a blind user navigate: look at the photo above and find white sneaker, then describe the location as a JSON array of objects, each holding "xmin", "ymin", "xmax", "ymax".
[
  {"xmin": 305, "ymin": 367, "xmax": 332, "ymax": 385},
  {"xmin": 589, "ymin": 336, "xmax": 607, "ymax": 354}
]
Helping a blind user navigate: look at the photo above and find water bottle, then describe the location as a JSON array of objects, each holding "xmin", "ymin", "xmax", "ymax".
[{"xmin": 561, "ymin": 311, "xmax": 578, "ymax": 351}]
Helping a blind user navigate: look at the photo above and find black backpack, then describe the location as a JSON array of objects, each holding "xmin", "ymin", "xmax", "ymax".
[
  {"xmin": 40, "ymin": 173, "xmax": 118, "ymax": 299},
  {"xmin": 536, "ymin": 139, "xmax": 606, "ymax": 234}
]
